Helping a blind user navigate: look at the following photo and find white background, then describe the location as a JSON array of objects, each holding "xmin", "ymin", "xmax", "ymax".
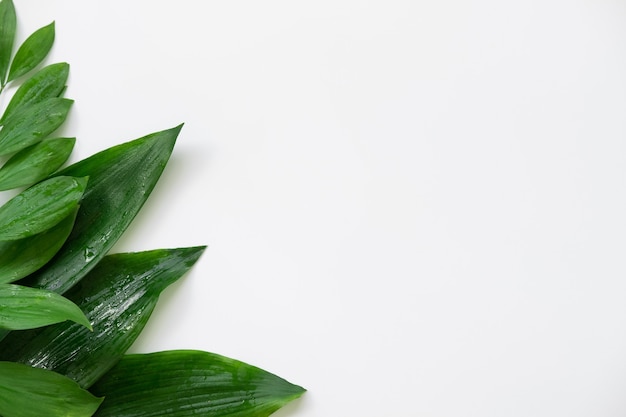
[{"xmin": 13, "ymin": 1, "xmax": 626, "ymax": 416}]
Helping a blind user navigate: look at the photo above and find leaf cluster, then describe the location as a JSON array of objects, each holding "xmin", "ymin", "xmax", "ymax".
[{"xmin": 0, "ymin": 1, "xmax": 304, "ymax": 416}]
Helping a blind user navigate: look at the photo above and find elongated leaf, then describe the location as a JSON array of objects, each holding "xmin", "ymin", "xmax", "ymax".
[
  {"xmin": 7, "ymin": 21, "xmax": 55, "ymax": 82},
  {"xmin": 0, "ymin": 97, "xmax": 73, "ymax": 155},
  {"xmin": 0, "ymin": 0, "xmax": 16, "ymax": 84},
  {"xmin": 0, "ymin": 247, "xmax": 205, "ymax": 388},
  {"xmin": 0, "ymin": 284, "xmax": 91, "ymax": 330},
  {"xmin": 91, "ymin": 350, "xmax": 305, "ymax": 417},
  {"xmin": 1, "ymin": 62, "xmax": 69, "ymax": 124},
  {"xmin": 0, "ymin": 208, "xmax": 77, "ymax": 283},
  {"xmin": 0, "ymin": 176, "xmax": 86, "ymax": 241},
  {"xmin": 22, "ymin": 125, "xmax": 181, "ymax": 294},
  {"xmin": 0, "ymin": 361, "xmax": 102, "ymax": 417},
  {"xmin": 0, "ymin": 137, "xmax": 75, "ymax": 190}
]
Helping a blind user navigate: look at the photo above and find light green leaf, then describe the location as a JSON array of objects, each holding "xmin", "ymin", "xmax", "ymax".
[
  {"xmin": 0, "ymin": 176, "xmax": 87, "ymax": 241},
  {"xmin": 0, "ymin": 137, "xmax": 75, "ymax": 190},
  {"xmin": 22, "ymin": 125, "xmax": 181, "ymax": 294},
  {"xmin": 91, "ymin": 350, "xmax": 305, "ymax": 417},
  {"xmin": 7, "ymin": 21, "xmax": 55, "ymax": 82},
  {"xmin": 0, "ymin": 247, "xmax": 205, "ymax": 388},
  {"xmin": 0, "ymin": 97, "xmax": 73, "ymax": 156},
  {"xmin": 0, "ymin": 284, "xmax": 91, "ymax": 330},
  {"xmin": 0, "ymin": 361, "xmax": 102, "ymax": 417},
  {"xmin": 1, "ymin": 62, "xmax": 69, "ymax": 124},
  {"xmin": 0, "ymin": 0, "xmax": 16, "ymax": 85},
  {"xmin": 0, "ymin": 208, "xmax": 77, "ymax": 283}
]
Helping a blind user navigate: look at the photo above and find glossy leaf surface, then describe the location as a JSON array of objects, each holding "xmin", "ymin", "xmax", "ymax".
[
  {"xmin": 0, "ymin": 361, "xmax": 102, "ymax": 417},
  {"xmin": 1, "ymin": 62, "xmax": 69, "ymax": 123},
  {"xmin": 0, "ymin": 247, "xmax": 205, "ymax": 388},
  {"xmin": 0, "ymin": 176, "xmax": 86, "ymax": 241},
  {"xmin": 0, "ymin": 97, "xmax": 73, "ymax": 156},
  {"xmin": 0, "ymin": 284, "xmax": 91, "ymax": 330},
  {"xmin": 91, "ymin": 350, "xmax": 305, "ymax": 417},
  {"xmin": 7, "ymin": 21, "xmax": 55, "ymax": 82},
  {"xmin": 22, "ymin": 125, "xmax": 181, "ymax": 294},
  {"xmin": 0, "ymin": 0, "xmax": 15, "ymax": 84},
  {"xmin": 0, "ymin": 137, "xmax": 75, "ymax": 190},
  {"xmin": 0, "ymin": 208, "xmax": 77, "ymax": 283}
]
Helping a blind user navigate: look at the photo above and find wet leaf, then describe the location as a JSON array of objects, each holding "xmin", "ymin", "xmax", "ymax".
[
  {"xmin": 7, "ymin": 21, "xmax": 55, "ymax": 82},
  {"xmin": 0, "ymin": 0, "xmax": 16, "ymax": 84}
]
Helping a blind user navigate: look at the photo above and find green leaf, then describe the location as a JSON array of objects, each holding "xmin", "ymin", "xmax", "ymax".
[
  {"xmin": 0, "ymin": 176, "xmax": 87, "ymax": 241},
  {"xmin": 0, "ymin": 0, "xmax": 16, "ymax": 85},
  {"xmin": 1, "ymin": 62, "xmax": 69, "ymax": 124},
  {"xmin": 0, "ymin": 247, "xmax": 205, "ymax": 388},
  {"xmin": 0, "ymin": 361, "xmax": 102, "ymax": 417},
  {"xmin": 0, "ymin": 284, "xmax": 91, "ymax": 330},
  {"xmin": 0, "ymin": 137, "xmax": 75, "ymax": 190},
  {"xmin": 7, "ymin": 21, "xmax": 55, "ymax": 82},
  {"xmin": 0, "ymin": 97, "xmax": 73, "ymax": 156},
  {"xmin": 22, "ymin": 125, "xmax": 181, "ymax": 294},
  {"xmin": 91, "ymin": 350, "xmax": 305, "ymax": 417},
  {"xmin": 0, "ymin": 208, "xmax": 77, "ymax": 283}
]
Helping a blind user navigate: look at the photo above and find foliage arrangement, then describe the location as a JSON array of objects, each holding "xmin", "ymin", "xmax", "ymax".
[{"xmin": 0, "ymin": 2, "xmax": 304, "ymax": 416}]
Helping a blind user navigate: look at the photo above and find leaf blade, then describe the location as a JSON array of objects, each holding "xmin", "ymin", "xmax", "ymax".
[
  {"xmin": 0, "ymin": 361, "xmax": 102, "ymax": 417},
  {"xmin": 0, "ymin": 247, "xmax": 205, "ymax": 387},
  {"xmin": 1, "ymin": 62, "xmax": 69, "ymax": 124},
  {"xmin": 22, "ymin": 125, "xmax": 181, "ymax": 294},
  {"xmin": 91, "ymin": 350, "xmax": 305, "ymax": 417},
  {"xmin": 0, "ymin": 0, "xmax": 16, "ymax": 84},
  {"xmin": 0, "ymin": 137, "xmax": 75, "ymax": 190},
  {"xmin": 0, "ymin": 176, "xmax": 86, "ymax": 241},
  {"xmin": 0, "ymin": 97, "xmax": 73, "ymax": 156},
  {"xmin": 0, "ymin": 208, "xmax": 77, "ymax": 283},
  {"xmin": 0, "ymin": 284, "xmax": 91, "ymax": 330},
  {"xmin": 7, "ymin": 21, "xmax": 55, "ymax": 82}
]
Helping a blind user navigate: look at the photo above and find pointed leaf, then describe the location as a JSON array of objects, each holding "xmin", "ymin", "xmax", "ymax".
[
  {"xmin": 91, "ymin": 350, "xmax": 305, "ymax": 417},
  {"xmin": 0, "ymin": 247, "xmax": 205, "ymax": 388},
  {"xmin": 7, "ymin": 21, "xmax": 55, "ymax": 82},
  {"xmin": 1, "ymin": 62, "xmax": 69, "ymax": 124},
  {"xmin": 0, "ymin": 97, "xmax": 73, "ymax": 156},
  {"xmin": 0, "ymin": 284, "xmax": 91, "ymax": 330},
  {"xmin": 0, "ymin": 361, "xmax": 102, "ymax": 417},
  {"xmin": 0, "ymin": 0, "xmax": 16, "ymax": 84},
  {"xmin": 0, "ymin": 176, "xmax": 86, "ymax": 241},
  {"xmin": 0, "ymin": 137, "xmax": 75, "ymax": 190},
  {"xmin": 22, "ymin": 125, "xmax": 181, "ymax": 294},
  {"xmin": 0, "ymin": 208, "xmax": 77, "ymax": 283}
]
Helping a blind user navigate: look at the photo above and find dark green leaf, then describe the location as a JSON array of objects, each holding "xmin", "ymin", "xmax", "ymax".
[
  {"xmin": 22, "ymin": 125, "xmax": 181, "ymax": 294},
  {"xmin": 0, "ymin": 97, "xmax": 73, "ymax": 156},
  {"xmin": 0, "ymin": 361, "xmax": 102, "ymax": 417},
  {"xmin": 1, "ymin": 62, "xmax": 69, "ymax": 124},
  {"xmin": 0, "ymin": 247, "xmax": 205, "ymax": 388},
  {"xmin": 91, "ymin": 350, "xmax": 305, "ymax": 417},
  {"xmin": 7, "ymin": 21, "xmax": 55, "ymax": 82},
  {"xmin": 0, "ymin": 176, "xmax": 86, "ymax": 241},
  {"xmin": 0, "ymin": 0, "xmax": 16, "ymax": 85},
  {"xmin": 0, "ymin": 284, "xmax": 91, "ymax": 330},
  {"xmin": 0, "ymin": 137, "xmax": 75, "ymax": 190},
  {"xmin": 0, "ymin": 208, "xmax": 77, "ymax": 283}
]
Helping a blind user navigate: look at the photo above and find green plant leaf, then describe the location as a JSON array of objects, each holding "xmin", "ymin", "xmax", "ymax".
[
  {"xmin": 0, "ymin": 361, "xmax": 102, "ymax": 417},
  {"xmin": 0, "ymin": 284, "xmax": 91, "ymax": 330},
  {"xmin": 0, "ymin": 247, "xmax": 205, "ymax": 388},
  {"xmin": 1, "ymin": 62, "xmax": 69, "ymax": 124},
  {"xmin": 0, "ymin": 97, "xmax": 73, "ymax": 156},
  {"xmin": 0, "ymin": 176, "xmax": 87, "ymax": 241},
  {"xmin": 7, "ymin": 21, "xmax": 55, "ymax": 82},
  {"xmin": 0, "ymin": 137, "xmax": 75, "ymax": 190},
  {"xmin": 91, "ymin": 350, "xmax": 305, "ymax": 417},
  {"xmin": 0, "ymin": 0, "xmax": 16, "ymax": 85},
  {"xmin": 0, "ymin": 208, "xmax": 77, "ymax": 283},
  {"xmin": 21, "ymin": 125, "xmax": 181, "ymax": 294}
]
